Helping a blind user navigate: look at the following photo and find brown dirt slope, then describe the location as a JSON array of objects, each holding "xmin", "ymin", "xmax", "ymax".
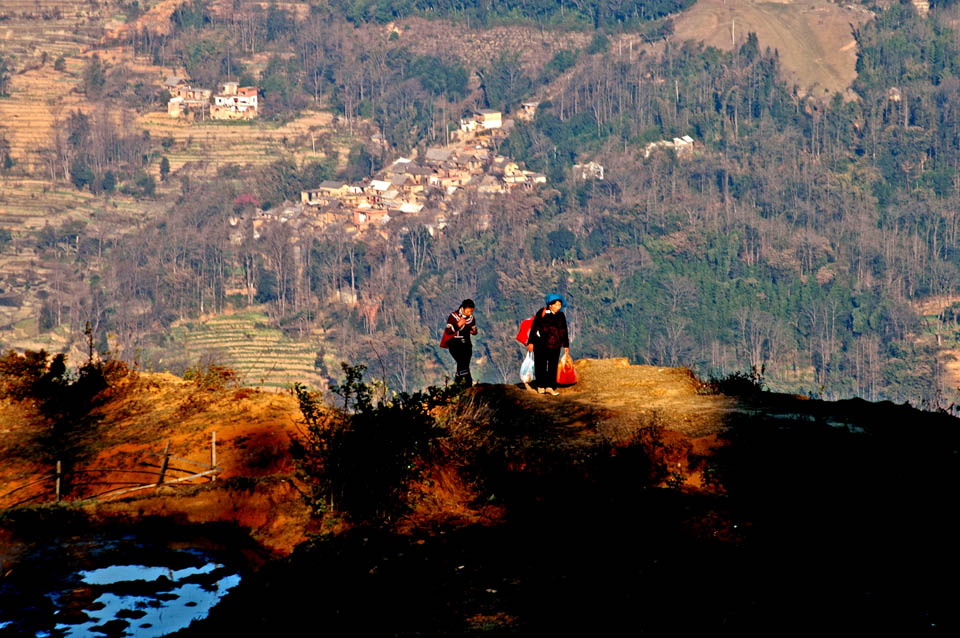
[
  {"xmin": 671, "ymin": 0, "xmax": 874, "ymax": 96},
  {"xmin": 558, "ymin": 357, "xmax": 739, "ymax": 437},
  {"xmin": 472, "ymin": 358, "xmax": 739, "ymax": 443},
  {"xmin": 0, "ymin": 370, "xmax": 312, "ymax": 556},
  {"xmin": 0, "ymin": 358, "xmax": 733, "ymax": 557}
]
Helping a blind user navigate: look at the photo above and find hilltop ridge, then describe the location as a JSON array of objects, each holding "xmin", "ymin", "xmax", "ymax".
[
  {"xmin": 1, "ymin": 356, "xmax": 959, "ymax": 632},
  {"xmin": 670, "ymin": 0, "xmax": 873, "ymax": 96},
  {"xmin": 2, "ymin": 356, "xmax": 956, "ymax": 534}
]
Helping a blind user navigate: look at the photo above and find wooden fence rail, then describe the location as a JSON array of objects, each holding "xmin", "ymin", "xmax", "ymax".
[{"xmin": 0, "ymin": 432, "xmax": 219, "ymax": 507}]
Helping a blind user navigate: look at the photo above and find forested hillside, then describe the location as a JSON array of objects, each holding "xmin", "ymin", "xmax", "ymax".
[
  {"xmin": 325, "ymin": 0, "xmax": 693, "ymax": 28},
  {"xmin": 3, "ymin": 1, "xmax": 960, "ymax": 406}
]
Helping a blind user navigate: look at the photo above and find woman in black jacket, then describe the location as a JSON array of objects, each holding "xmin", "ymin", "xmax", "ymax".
[
  {"xmin": 526, "ymin": 293, "xmax": 569, "ymax": 395},
  {"xmin": 441, "ymin": 299, "xmax": 478, "ymax": 386}
]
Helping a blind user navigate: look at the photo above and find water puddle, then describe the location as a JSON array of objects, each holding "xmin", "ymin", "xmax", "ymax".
[{"xmin": 0, "ymin": 532, "xmax": 244, "ymax": 637}]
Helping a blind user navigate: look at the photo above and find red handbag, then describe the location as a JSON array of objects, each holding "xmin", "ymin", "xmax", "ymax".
[
  {"xmin": 439, "ymin": 330, "xmax": 453, "ymax": 349},
  {"xmin": 556, "ymin": 351, "xmax": 577, "ymax": 385}
]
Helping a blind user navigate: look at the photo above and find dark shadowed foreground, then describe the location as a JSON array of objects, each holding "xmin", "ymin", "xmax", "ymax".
[
  {"xmin": 1, "ymin": 358, "xmax": 958, "ymax": 635},
  {"xmin": 177, "ymin": 360, "xmax": 960, "ymax": 636}
]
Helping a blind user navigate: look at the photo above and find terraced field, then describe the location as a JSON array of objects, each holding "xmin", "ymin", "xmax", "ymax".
[
  {"xmin": 138, "ymin": 111, "xmax": 337, "ymax": 177},
  {"xmin": 0, "ymin": 179, "xmax": 93, "ymax": 229},
  {"xmin": 170, "ymin": 311, "xmax": 326, "ymax": 391},
  {"xmin": 0, "ymin": 174, "xmax": 164, "ymax": 234},
  {"xmin": 0, "ymin": 0, "xmax": 126, "ymax": 61},
  {"xmin": 0, "ymin": 63, "xmax": 88, "ymax": 169},
  {"xmin": 0, "ymin": 243, "xmax": 68, "ymax": 354}
]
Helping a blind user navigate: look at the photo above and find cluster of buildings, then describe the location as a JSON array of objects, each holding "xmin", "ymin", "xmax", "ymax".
[
  {"xmin": 164, "ymin": 76, "xmax": 259, "ymax": 121},
  {"xmin": 220, "ymin": 98, "xmax": 694, "ymax": 247},
  {"xmin": 296, "ymin": 141, "xmax": 546, "ymax": 236},
  {"xmin": 229, "ymin": 110, "xmax": 548, "ymax": 242}
]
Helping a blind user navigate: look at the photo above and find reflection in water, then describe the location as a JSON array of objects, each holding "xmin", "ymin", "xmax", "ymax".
[
  {"xmin": 55, "ymin": 562, "xmax": 240, "ymax": 637},
  {"xmin": 0, "ymin": 539, "xmax": 242, "ymax": 638}
]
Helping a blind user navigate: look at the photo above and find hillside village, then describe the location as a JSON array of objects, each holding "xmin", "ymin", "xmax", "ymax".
[
  {"xmin": 243, "ymin": 108, "xmax": 553, "ymax": 242},
  {"xmin": 248, "ymin": 107, "xmax": 694, "ymax": 242},
  {"xmin": 150, "ymin": 71, "xmax": 554, "ymax": 241}
]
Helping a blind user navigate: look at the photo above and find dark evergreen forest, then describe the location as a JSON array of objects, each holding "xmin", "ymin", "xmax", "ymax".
[{"xmin": 36, "ymin": 2, "xmax": 960, "ymax": 405}]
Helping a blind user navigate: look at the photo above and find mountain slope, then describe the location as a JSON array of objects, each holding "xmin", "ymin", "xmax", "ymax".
[{"xmin": 671, "ymin": 0, "xmax": 874, "ymax": 96}]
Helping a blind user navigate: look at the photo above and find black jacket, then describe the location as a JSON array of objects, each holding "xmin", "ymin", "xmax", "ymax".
[
  {"xmin": 444, "ymin": 310, "xmax": 477, "ymax": 345},
  {"xmin": 527, "ymin": 308, "xmax": 569, "ymax": 350}
]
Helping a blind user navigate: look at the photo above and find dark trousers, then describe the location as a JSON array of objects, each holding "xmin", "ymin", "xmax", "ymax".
[
  {"xmin": 448, "ymin": 340, "xmax": 473, "ymax": 386},
  {"xmin": 534, "ymin": 346, "xmax": 561, "ymax": 389}
]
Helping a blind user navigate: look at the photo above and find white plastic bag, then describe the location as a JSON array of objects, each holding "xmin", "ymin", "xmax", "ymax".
[{"xmin": 520, "ymin": 351, "xmax": 535, "ymax": 384}]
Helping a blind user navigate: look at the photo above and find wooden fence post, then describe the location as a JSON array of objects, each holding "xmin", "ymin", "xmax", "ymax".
[
  {"xmin": 55, "ymin": 460, "xmax": 61, "ymax": 502},
  {"xmin": 211, "ymin": 431, "xmax": 217, "ymax": 482},
  {"xmin": 156, "ymin": 440, "xmax": 171, "ymax": 486}
]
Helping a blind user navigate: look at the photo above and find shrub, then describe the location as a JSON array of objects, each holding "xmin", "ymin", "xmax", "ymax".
[
  {"xmin": 586, "ymin": 32, "xmax": 610, "ymax": 55},
  {"xmin": 0, "ymin": 349, "xmax": 62, "ymax": 402},
  {"xmin": 183, "ymin": 362, "xmax": 237, "ymax": 391},
  {"xmin": 100, "ymin": 170, "xmax": 116, "ymax": 193},
  {"xmin": 292, "ymin": 364, "xmax": 458, "ymax": 524},
  {"xmin": 705, "ymin": 366, "xmax": 766, "ymax": 397},
  {"xmin": 0, "ymin": 348, "xmax": 125, "ymax": 423},
  {"xmin": 70, "ymin": 159, "xmax": 94, "ymax": 190}
]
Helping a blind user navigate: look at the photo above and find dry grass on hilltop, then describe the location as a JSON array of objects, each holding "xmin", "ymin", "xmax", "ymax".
[{"xmin": 671, "ymin": 0, "xmax": 873, "ymax": 97}]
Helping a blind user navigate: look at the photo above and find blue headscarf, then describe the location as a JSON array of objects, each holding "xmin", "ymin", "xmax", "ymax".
[{"xmin": 544, "ymin": 293, "xmax": 566, "ymax": 311}]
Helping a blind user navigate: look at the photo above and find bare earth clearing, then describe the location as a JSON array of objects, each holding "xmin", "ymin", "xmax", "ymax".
[
  {"xmin": 671, "ymin": 0, "xmax": 874, "ymax": 96},
  {"xmin": 483, "ymin": 358, "xmax": 741, "ymax": 459},
  {"xmin": 0, "ymin": 371, "xmax": 312, "ymax": 559}
]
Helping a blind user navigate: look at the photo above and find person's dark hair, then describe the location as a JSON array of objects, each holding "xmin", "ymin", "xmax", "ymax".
[{"xmin": 460, "ymin": 299, "xmax": 475, "ymax": 309}]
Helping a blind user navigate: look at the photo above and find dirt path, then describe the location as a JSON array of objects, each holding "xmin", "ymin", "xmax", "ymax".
[{"xmin": 481, "ymin": 358, "xmax": 739, "ymax": 441}]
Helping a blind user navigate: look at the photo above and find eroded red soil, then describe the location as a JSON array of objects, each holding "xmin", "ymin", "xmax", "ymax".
[{"xmin": 0, "ymin": 358, "xmax": 738, "ymax": 566}]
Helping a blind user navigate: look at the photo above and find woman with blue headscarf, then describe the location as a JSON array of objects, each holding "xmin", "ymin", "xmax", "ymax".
[{"xmin": 525, "ymin": 293, "xmax": 569, "ymax": 395}]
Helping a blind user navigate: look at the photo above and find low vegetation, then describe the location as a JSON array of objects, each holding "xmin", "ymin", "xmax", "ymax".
[
  {"xmin": 293, "ymin": 364, "xmax": 461, "ymax": 523},
  {"xmin": 291, "ymin": 361, "xmax": 690, "ymax": 527}
]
